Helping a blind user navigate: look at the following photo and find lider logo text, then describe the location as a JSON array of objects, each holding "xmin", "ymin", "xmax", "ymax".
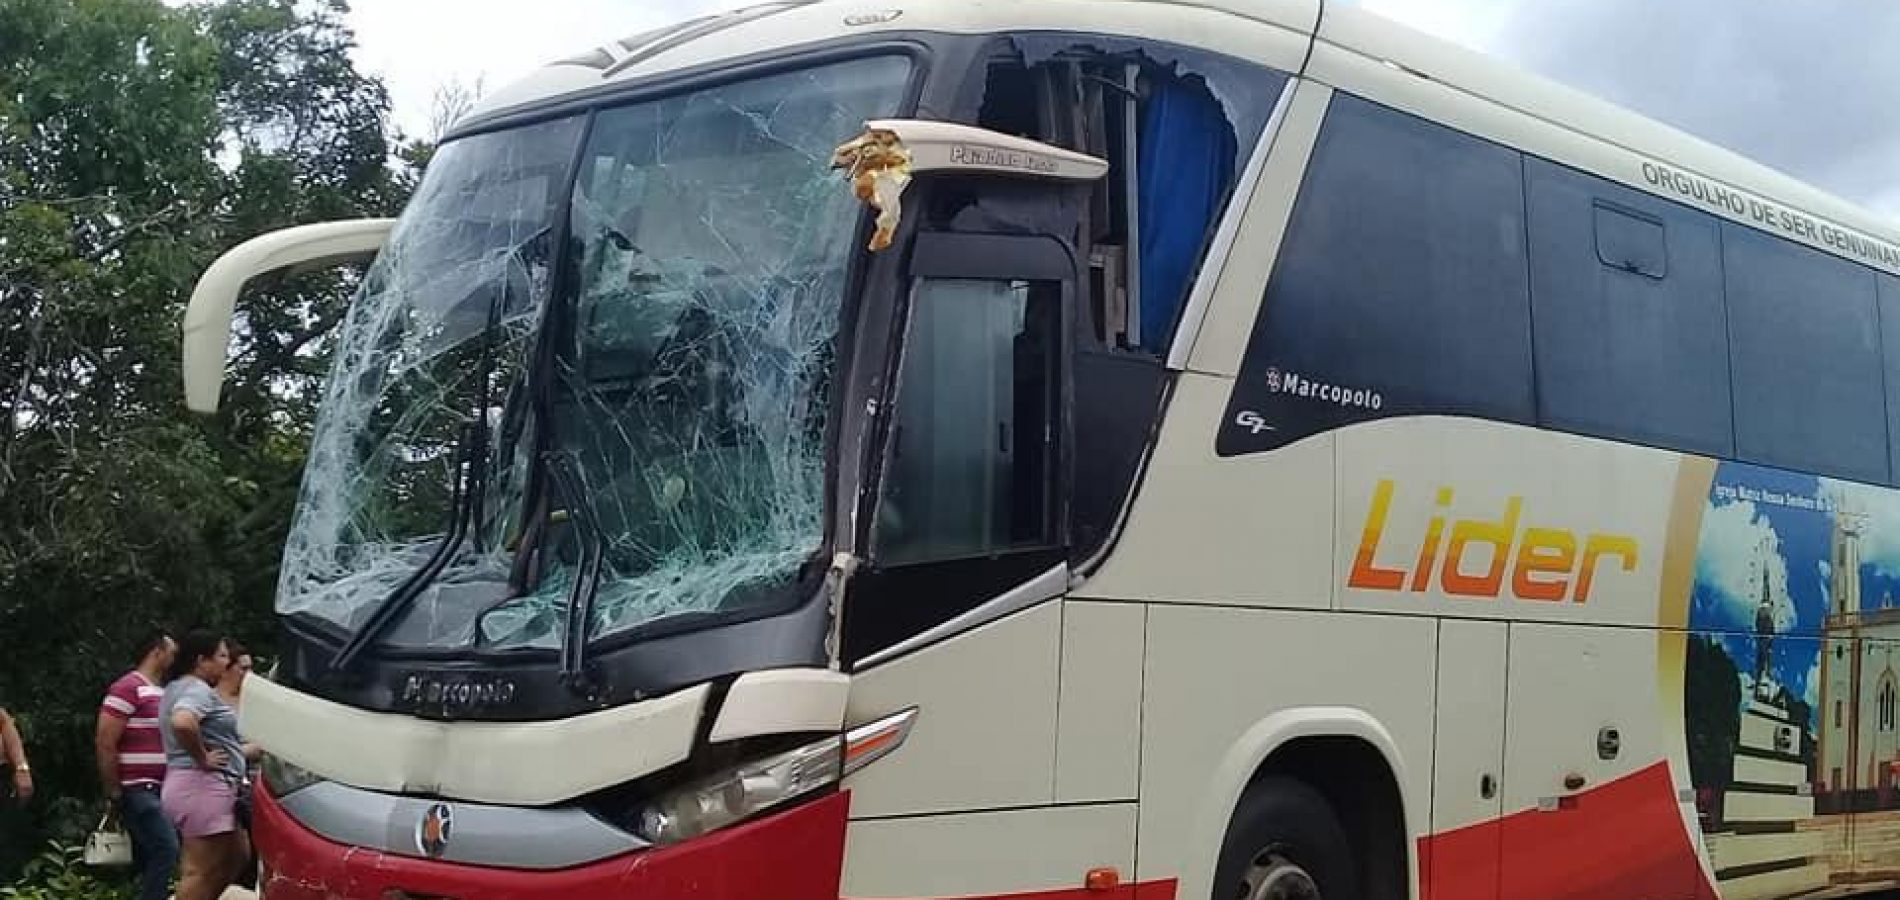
[{"xmin": 1347, "ymin": 479, "xmax": 1639, "ymax": 603}]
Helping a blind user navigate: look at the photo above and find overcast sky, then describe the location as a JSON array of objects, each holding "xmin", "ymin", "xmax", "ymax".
[{"xmin": 345, "ymin": 0, "xmax": 1900, "ymax": 217}]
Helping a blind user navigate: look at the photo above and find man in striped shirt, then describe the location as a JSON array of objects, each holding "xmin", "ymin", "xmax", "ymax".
[
  {"xmin": 1, "ymin": 706, "xmax": 29, "ymax": 802},
  {"xmin": 96, "ymin": 628, "xmax": 178, "ymax": 900}
]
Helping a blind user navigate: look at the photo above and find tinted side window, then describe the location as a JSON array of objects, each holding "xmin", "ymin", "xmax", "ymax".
[
  {"xmin": 1725, "ymin": 224, "xmax": 1887, "ymax": 482},
  {"xmin": 1593, "ymin": 202, "xmax": 1668, "ymax": 278},
  {"xmin": 1880, "ymin": 274, "xmax": 1900, "ymax": 481},
  {"xmin": 1220, "ymin": 93, "xmax": 1533, "ymax": 455},
  {"xmin": 1525, "ymin": 158, "xmax": 1734, "ymax": 457}
]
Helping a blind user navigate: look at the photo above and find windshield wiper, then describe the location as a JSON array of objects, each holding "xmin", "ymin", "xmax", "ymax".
[
  {"xmin": 546, "ymin": 452, "xmax": 606, "ymax": 693},
  {"xmin": 329, "ymin": 229, "xmax": 547, "ymax": 674},
  {"xmin": 503, "ymin": 219, "xmax": 602, "ymax": 597},
  {"xmin": 504, "ymin": 289, "xmax": 565, "ymax": 596},
  {"xmin": 329, "ymin": 420, "xmax": 483, "ymax": 674}
]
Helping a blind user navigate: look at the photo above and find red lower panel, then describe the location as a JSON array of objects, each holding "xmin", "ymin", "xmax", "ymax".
[
  {"xmin": 257, "ymin": 783, "xmax": 1177, "ymax": 900},
  {"xmin": 1420, "ymin": 818, "xmax": 1502, "ymax": 900},
  {"xmin": 843, "ymin": 879, "xmax": 1177, "ymax": 900},
  {"xmin": 253, "ymin": 784, "xmax": 848, "ymax": 900},
  {"xmin": 260, "ymin": 759, "xmax": 1707, "ymax": 900},
  {"xmin": 1418, "ymin": 761, "xmax": 1712, "ymax": 900},
  {"xmin": 1132, "ymin": 878, "xmax": 1180, "ymax": 900}
]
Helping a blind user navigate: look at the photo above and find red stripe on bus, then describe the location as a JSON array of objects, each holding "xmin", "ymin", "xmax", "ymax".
[
  {"xmin": 845, "ymin": 879, "xmax": 1178, "ymax": 900},
  {"xmin": 1419, "ymin": 760, "xmax": 1713, "ymax": 900}
]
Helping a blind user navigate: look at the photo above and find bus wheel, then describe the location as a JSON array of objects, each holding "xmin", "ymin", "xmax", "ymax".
[{"xmin": 1213, "ymin": 776, "xmax": 1362, "ymax": 900}]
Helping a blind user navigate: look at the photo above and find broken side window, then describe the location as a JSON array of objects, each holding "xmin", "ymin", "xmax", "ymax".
[
  {"xmin": 961, "ymin": 39, "xmax": 1285, "ymax": 563},
  {"xmin": 971, "ymin": 39, "xmax": 1280, "ymax": 361},
  {"xmin": 1134, "ymin": 72, "xmax": 1239, "ymax": 352}
]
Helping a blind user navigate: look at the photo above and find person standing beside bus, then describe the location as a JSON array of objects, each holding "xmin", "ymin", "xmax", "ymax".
[
  {"xmin": 1, "ymin": 706, "xmax": 30, "ymax": 802},
  {"xmin": 213, "ymin": 643, "xmax": 250, "ymax": 710},
  {"xmin": 96, "ymin": 628, "xmax": 178, "ymax": 900},
  {"xmin": 214, "ymin": 640, "xmax": 259, "ymax": 890},
  {"xmin": 159, "ymin": 631, "xmax": 249, "ymax": 900}
]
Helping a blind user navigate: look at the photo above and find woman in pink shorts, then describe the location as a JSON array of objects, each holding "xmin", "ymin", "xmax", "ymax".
[{"xmin": 158, "ymin": 630, "xmax": 255, "ymax": 900}]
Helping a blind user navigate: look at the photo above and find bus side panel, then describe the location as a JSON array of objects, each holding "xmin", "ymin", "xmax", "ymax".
[
  {"xmin": 1136, "ymin": 604, "xmax": 1437, "ymax": 898},
  {"xmin": 1423, "ymin": 619, "xmax": 1506, "ymax": 900},
  {"xmin": 1333, "ymin": 417, "xmax": 1680, "ymax": 629},
  {"xmin": 839, "ymin": 599, "xmax": 1155, "ymax": 899},
  {"xmin": 1847, "ymin": 638, "xmax": 1900, "ymax": 881},
  {"xmin": 1498, "ymin": 623, "xmax": 1702, "ymax": 900},
  {"xmin": 1680, "ymin": 460, "xmax": 1900, "ymax": 897},
  {"xmin": 1079, "ymin": 373, "xmax": 1336, "ymax": 610},
  {"xmin": 843, "ymin": 601, "xmax": 1061, "ymax": 818},
  {"xmin": 1056, "ymin": 601, "xmax": 1146, "ymax": 803},
  {"xmin": 1692, "ymin": 634, "xmax": 1832, "ymax": 900},
  {"xmin": 840, "ymin": 803, "xmax": 1138, "ymax": 900}
]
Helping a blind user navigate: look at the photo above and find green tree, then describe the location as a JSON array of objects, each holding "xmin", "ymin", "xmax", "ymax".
[
  {"xmin": 1685, "ymin": 634, "xmax": 1743, "ymax": 824},
  {"xmin": 0, "ymin": 0, "xmax": 418, "ymax": 877}
]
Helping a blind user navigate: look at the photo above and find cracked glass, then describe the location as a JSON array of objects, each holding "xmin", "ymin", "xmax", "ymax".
[
  {"xmin": 279, "ymin": 55, "xmax": 913, "ymax": 651},
  {"xmin": 279, "ymin": 115, "xmax": 580, "ymax": 640}
]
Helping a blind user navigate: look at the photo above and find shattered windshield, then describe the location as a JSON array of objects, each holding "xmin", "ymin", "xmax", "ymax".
[
  {"xmin": 279, "ymin": 115, "xmax": 581, "ymax": 638},
  {"xmin": 279, "ymin": 56, "xmax": 913, "ymax": 651}
]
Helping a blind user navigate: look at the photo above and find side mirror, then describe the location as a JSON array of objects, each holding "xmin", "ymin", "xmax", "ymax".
[
  {"xmin": 833, "ymin": 120, "xmax": 1107, "ymax": 252},
  {"xmin": 182, "ymin": 218, "xmax": 396, "ymax": 413},
  {"xmin": 861, "ymin": 118, "xmax": 1110, "ymax": 182}
]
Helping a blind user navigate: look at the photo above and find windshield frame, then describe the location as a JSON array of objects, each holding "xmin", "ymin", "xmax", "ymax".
[
  {"xmin": 446, "ymin": 38, "xmax": 935, "ymax": 145},
  {"xmin": 281, "ymin": 39, "xmax": 930, "ymax": 673}
]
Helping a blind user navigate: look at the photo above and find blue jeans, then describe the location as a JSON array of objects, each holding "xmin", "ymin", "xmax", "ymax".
[{"xmin": 120, "ymin": 785, "xmax": 178, "ymax": 900}]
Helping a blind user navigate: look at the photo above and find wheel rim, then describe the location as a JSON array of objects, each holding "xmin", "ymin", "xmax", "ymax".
[{"xmin": 1236, "ymin": 851, "xmax": 1322, "ymax": 900}]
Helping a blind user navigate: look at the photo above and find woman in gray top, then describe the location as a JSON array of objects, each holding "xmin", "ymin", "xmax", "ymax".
[{"xmin": 158, "ymin": 630, "xmax": 253, "ymax": 900}]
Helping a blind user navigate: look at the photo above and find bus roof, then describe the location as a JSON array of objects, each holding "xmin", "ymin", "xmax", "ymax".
[{"xmin": 459, "ymin": 0, "xmax": 1900, "ymax": 273}]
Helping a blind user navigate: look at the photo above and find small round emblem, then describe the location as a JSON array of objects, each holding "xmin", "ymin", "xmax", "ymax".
[{"xmin": 417, "ymin": 803, "xmax": 453, "ymax": 859}]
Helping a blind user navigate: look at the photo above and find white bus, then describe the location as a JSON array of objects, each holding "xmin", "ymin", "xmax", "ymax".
[{"xmin": 182, "ymin": 2, "xmax": 1900, "ymax": 899}]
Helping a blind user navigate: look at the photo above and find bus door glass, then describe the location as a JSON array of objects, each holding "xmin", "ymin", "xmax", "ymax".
[{"xmin": 844, "ymin": 230, "xmax": 1079, "ymax": 663}]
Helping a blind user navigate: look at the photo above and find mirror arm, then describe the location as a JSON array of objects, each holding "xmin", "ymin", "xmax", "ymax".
[{"xmin": 182, "ymin": 218, "xmax": 396, "ymax": 413}]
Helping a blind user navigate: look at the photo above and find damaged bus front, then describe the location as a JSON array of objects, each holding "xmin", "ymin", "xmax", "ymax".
[{"xmin": 181, "ymin": 10, "xmax": 1280, "ymax": 898}]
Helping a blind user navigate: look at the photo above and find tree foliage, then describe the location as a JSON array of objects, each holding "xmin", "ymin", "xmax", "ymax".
[
  {"xmin": 0, "ymin": 0, "xmax": 419, "ymax": 875},
  {"xmin": 1685, "ymin": 635, "xmax": 1741, "ymax": 809}
]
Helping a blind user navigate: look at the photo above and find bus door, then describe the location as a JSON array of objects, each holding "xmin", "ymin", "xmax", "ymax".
[{"xmin": 842, "ymin": 226, "xmax": 1079, "ymax": 665}]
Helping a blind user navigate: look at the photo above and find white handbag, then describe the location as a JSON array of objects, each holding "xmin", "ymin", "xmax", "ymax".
[{"xmin": 83, "ymin": 809, "xmax": 132, "ymax": 868}]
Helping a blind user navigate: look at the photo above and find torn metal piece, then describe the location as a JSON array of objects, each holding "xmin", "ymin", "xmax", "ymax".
[
  {"xmin": 821, "ymin": 551, "xmax": 861, "ymax": 667},
  {"xmin": 832, "ymin": 127, "xmax": 912, "ymax": 252}
]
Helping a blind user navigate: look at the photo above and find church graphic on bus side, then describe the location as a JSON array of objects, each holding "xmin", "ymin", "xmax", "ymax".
[
  {"xmin": 1817, "ymin": 504, "xmax": 1900, "ymax": 807},
  {"xmin": 1688, "ymin": 463, "xmax": 1900, "ymax": 896}
]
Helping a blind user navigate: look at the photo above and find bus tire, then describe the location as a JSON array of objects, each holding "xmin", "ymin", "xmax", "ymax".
[{"xmin": 1213, "ymin": 775, "xmax": 1362, "ymax": 900}]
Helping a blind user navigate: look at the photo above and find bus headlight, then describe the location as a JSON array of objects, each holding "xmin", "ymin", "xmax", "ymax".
[
  {"xmin": 259, "ymin": 753, "xmax": 326, "ymax": 798},
  {"xmin": 633, "ymin": 707, "xmax": 919, "ymax": 845},
  {"xmin": 635, "ymin": 736, "xmax": 842, "ymax": 845}
]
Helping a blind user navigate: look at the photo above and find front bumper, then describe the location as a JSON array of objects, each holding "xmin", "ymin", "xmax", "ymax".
[{"xmin": 253, "ymin": 782, "xmax": 849, "ymax": 900}]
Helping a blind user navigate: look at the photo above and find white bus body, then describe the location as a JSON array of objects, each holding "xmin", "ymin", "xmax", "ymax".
[{"xmin": 183, "ymin": 3, "xmax": 1900, "ymax": 900}]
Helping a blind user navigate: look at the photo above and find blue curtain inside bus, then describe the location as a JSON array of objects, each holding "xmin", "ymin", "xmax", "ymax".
[{"xmin": 1137, "ymin": 76, "xmax": 1237, "ymax": 350}]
